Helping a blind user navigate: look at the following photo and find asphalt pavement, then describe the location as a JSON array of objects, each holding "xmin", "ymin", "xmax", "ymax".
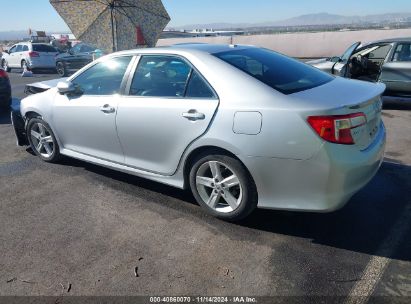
[{"xmin": 0, "ymin": 70, "xmax": 410, "ymax": 301}]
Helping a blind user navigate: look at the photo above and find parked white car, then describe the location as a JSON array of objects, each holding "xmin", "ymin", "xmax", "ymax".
[{"xmin": 1, "ymin": 42, "xmax": 59, "ymax": 72}]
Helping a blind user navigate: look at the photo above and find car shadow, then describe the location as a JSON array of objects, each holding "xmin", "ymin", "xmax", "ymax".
[
  {"xmin": 57, "ymin": 157, "xmax": 198, "ymax": 206},
  {"xmin": 8, "ymin": 69, "xmax": 57, "ymax": 75},
  {"xmin": 55, "ymin": 156, "xmax": 411, "ymax": 262},
  {"xmin": 239, "ymin": 161, "xmax": 411, "ymax": 262}
]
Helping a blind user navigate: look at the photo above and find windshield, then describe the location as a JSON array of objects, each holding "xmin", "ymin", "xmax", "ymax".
[
  {"xmin": 32, "ymin": 44, "xmax": 57, "ymax": 52},
  {"xmin": 214, "ymin": 48, "xmax": 333, "ymax": 95}
]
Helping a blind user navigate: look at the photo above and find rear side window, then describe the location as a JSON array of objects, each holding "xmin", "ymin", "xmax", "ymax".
[
  {"xmin": 130, "ymin": 55, "xmax": 215, "ymax": 99},
  {"xmin": 22, "ymin": 45, "xmax": 29, "ymax": 52},
  {"xmin": 32, "ymin": 44, "xmax": 57, "ymax": 52},
  {"xmin": 392, "ymin": 43, "xmax": 411, "ymax": 62},
  {"xmin": 214, "ymin": 48, "xmax": 333, "ymax": 95},
  {"xmin": 185, "ymin": 70, "xmax": 215, "ymax": 98},
  {"xmin": 15, "ymin": 45, "xmax": 23, "ymax": 52}
]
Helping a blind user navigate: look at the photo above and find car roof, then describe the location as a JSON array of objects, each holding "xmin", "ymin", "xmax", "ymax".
[
  {"xmin": 369, "ymin": 37, "xmax": 411, "ymax": 44},
  {"xmin": 114, "ymin": 43, "xmax": 254, "ymax": 57}
]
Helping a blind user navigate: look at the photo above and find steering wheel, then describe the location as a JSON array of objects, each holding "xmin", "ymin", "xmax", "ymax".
[{"xmin": 357, "ymin": 55, "xmax": 369, "ymax": 70}]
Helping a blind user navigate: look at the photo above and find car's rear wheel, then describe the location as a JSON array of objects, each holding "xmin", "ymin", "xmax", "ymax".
[
  {"xmin": 27, "ymin": 118, "xmax": 61, "ymax": 163},
  {"xmin": 2, "ymin": 59, "xmax": 10, "ymax": 72},
  {"xmin": 189, "ymin": 153, "xmax": 258, "ymax": 221},
  {"xmin": 56, "ymin": 62, "xmax": 67, "ymax": 77}
]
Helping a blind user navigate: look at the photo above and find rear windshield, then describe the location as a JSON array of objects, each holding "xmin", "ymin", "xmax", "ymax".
[
  {"xmin": 213, "ymin": 48, "xmax": 333, "ymax": 95},
  {"xmin": 32, "ymin": 44, "xmax": 57, "ymax": 52}
]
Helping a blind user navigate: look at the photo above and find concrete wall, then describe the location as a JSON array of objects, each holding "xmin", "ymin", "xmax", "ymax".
[{"xmin": 157, "ymin": 28, "xmax": 411, "ymax": 58}]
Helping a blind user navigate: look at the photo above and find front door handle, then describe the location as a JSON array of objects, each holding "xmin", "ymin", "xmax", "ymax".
[
  {"xmin": 182, "ymin": 110, "xmax": 205, "ymax": 121},
  {"xmin": 100, "ymin": 104, "xmax": 115, "ymax": 114}
]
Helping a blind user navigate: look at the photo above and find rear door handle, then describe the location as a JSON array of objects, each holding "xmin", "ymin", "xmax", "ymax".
[
  {"xmin": 182, "ymin": 110, "xmax": 205, "ymax": 121},
  {"xmin": 100, "ymin": 104, "xmax": 116, "ymax": 114}
]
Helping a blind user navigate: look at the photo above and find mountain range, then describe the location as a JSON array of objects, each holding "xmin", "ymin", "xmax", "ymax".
[
  {"xmin": 1, "ymin": 12, "xmax": 411, "ymax": 41},
  {"xmin": 168, "ymin": 12, "xmax": 411, "ymax": 30}
]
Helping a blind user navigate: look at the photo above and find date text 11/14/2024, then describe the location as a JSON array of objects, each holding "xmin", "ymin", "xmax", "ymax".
[{"xmin": 149, "ymin": 296, "xmax": 257, "ymax": 303}]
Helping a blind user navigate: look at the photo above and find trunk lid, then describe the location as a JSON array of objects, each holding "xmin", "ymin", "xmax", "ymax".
[{"xmin": 292, "ymin": 77, "xmax": 385, "ymax": 150}]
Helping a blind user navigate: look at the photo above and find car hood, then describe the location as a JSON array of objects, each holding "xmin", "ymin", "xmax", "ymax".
[
  {"xmin": 305, "ymin": 58, "xmax": 328, "ymax": 65},
  {"xmin": 25, "ymin": 77, "xmax": 68, "ymax": 95},
  {"xmin": 30, "ymin": 77, "xmax": 67, "ymax": 89}
]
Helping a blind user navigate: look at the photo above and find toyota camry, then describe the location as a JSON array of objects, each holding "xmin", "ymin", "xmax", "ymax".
[{"xmin": 12, "ymin": 44, "xmax": 386, "ymax": 221}]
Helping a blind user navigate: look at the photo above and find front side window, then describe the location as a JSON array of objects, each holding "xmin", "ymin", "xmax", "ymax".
[
  {"xmin": 392, "ymin": 43, "xmax": 411, "ymax": 62},
  {"xmin": 214, "ymin": 48, "xmax": 333, "ymax": 95},
  {"xmin": 368, "ymin": 44, "xmax": 392, "ymax": 59},
  {"xmin": 8, "ymin": 46, "xmax": 17, "ymax": 53},
  {"xmin": 72, "ymin": 56, "xmax": 132, "ymax": 96},
  {"xmin": 130, "ymin": 55, "xmax": 191, "ymax": 97}
]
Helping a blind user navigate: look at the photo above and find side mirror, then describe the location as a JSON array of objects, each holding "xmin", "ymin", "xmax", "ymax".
[
  {"xmin": 329, "ymin": 56, "xmax": 341, "ymax": 63},
  {"xmin": 57, "ymin": 81, "xmax": 79, "ymax": 95},
  {"xmin": 4, "ymin": 50, "xmax": 9, "ymax": 54}
]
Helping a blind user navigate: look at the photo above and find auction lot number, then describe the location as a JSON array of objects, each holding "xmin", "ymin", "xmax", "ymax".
[{"xmin": 150, "ymin": 297, "xmax": 257, "ymax": 303}]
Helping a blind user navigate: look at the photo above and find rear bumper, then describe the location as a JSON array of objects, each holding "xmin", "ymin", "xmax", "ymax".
[{"xmin": 240, "ymin": 122, "xmax": 386, "ymax": 212}]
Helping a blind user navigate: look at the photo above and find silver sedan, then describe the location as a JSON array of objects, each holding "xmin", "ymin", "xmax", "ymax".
[{"xmin": 14, "ymin": 44, "xmax": 386, "ymax": 221}]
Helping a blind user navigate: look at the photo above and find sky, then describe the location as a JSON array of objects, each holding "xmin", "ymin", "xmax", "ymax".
[{"xmin": 0, "ymin": 0, "xmax": 411, "ymax": 32}]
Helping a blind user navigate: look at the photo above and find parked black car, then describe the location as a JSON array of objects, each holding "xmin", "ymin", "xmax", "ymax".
[
  {"xmin": 0, "ymin": 68, "xmax": 11, "ymax": 110},
  {"xmin": 55, "ymin": 43, "xmax": 102, "ymax": 77}
]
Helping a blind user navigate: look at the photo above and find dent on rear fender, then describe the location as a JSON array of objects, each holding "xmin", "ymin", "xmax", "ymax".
[{"xmin": 20, "ymin": 89, "xmax": 56, "ymax": 119}]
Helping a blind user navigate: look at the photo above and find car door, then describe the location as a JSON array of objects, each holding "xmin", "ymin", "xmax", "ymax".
[
  {"xmin": 333, "ymin": 42, "xmax": 361, "ymax": 76},
  {"xmin": 52, "ymin": 55, "xmax": 133, "ymax": 163},
  {"xmin": 66, "ymin": 44, "xmax": 94, "ymax": 71},
  {"xmin": 379, "ymin": 42, "xmax": 411, "ymax": 95},
  {"xmin": 8, "ymin": 45, "xmax": 22, "ymax": 67},
  {"xmin": 116, "ymin": 55, "xmax": 219, "ymax": 175}
]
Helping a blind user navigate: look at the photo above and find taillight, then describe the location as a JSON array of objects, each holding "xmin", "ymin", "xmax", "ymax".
[
  {"xmin": 0, "ymin": 69, "xmax": 8, "ymax": 78},
  {"xmin": 307, "ymin": 113, "xmax": 367, "ymax": 145},
  {"xmin": 28, "ymin": 51, "xmax": 40, "ymax": 58}
]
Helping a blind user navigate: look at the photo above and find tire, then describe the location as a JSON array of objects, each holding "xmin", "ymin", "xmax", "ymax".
[
  {"xmin": 2, "ymin": 59, "xmax": 10, "ymax": 72},
  {"xmin": 27, "ymin": 117, "xmax": 61, "ymax": 163},
  {"xmin": 56, "ymin": 62, "xmax": 67, "ymax": 77},
  {"xmin": 189, "ymin": 153, "xmax": 258, "ymax": 221}
]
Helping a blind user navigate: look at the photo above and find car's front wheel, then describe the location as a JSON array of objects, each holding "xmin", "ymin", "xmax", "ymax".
[
  {"xmin": 27, "ymin": 118, "xmax": 61, "ymax": 163},
  {"xmin": 56, "ymin": 62, "xmax": 67, "ymax": 77},
  {"xmin": 189, "ymin": 153, "xmax": 258, "ymax": 221}
]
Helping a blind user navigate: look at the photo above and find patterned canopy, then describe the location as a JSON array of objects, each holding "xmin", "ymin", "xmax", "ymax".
[{"xmin": 50, "ymin": 0, "xmax": 170, "ymax": 53}]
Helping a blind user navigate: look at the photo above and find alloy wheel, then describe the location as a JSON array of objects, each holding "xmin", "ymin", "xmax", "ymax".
[
  {"xmin": 56, "ymin": 62, "xmax": 65, "ymax": 77},
  {"xmin": 195, "ymin": 161, "xmax": 243, "ymax": 213},
  {"xmin": 30, "ymin": 122, "xmax": 55, "ymax": 158}
]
